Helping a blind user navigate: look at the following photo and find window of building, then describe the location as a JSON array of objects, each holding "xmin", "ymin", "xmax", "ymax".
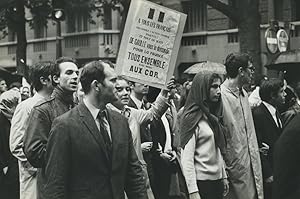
[
  {"xmin": 67, "ymin": 12, "xmax": 89, "ymax": 33},
  {"xmin": 182, "ymin": 0, "xmax": 207, "ymax": 32},
  {"xmin": 274, "ymin": 0, "xmax": 283, "ymax": 20},
  {"xmin": 228, "ymin": 0, "xmax": 237, "ymax": 28},
  {"xmin": 7, "ymin": 27, "xmax": 16, "ymax": 42},
  {"xmin": 228, "ymin": 32, "xmax": 239, "ymax": 43},
  {"xmin": 34, "ymin": 23, "xmax": 47, "ymax": 39},
  {"xmin": 291, "ymin": 0, "xmax": 300, "ymax": 21},
  {"xmin": 103, "ymin": 4, "xmax": 112, "ymax": 30}
]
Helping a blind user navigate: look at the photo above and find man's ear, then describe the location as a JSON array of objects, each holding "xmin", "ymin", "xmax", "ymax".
[
  {"xmin": 52, "ymin": 75, "xmax": 59, "ymax": 84},
  {"xmin": 91, "ymin": 80, "xmax": 101, "ymax": 92}
]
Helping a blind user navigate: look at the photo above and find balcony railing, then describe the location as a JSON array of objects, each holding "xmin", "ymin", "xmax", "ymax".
[
  {"xmin": 181, "ymin": 35, "xmax": 207, "ymax": 46},
  {"xmin": 8, "ymin": 45, "xmax": 16, "ymax": 54},
  {"xmin": 33, "ymin": 41, "xmax": 47, "ymax": 52},
  {"xmin": 65, "ymin": 35, "xmax": 90, "ymax": 48}
]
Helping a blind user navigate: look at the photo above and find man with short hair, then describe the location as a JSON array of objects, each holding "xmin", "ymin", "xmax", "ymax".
[
  {"xmin": 0, "ymin": 78, "xmax": 8, "ymax": 95},
  {"xmin": 10, "ymin": 61, "xmax": 55, "ymax": 199},
  {"xmin": 43, "ymin": 60, "xmax": 147, "ymax": 199},
  {"xmin": 252, "ymin": 78, "xmax": 286, "ymax": 199},
  {"xmin": 108, "ymin": 77, "xmax": 174, "ymax": 198},
  {"xmin": 220, "ymin": 52, "xmax": 263, "ymax": 199},
  {"xmin": 23, "ymin": 57, "xmax": 79, "ymax": 199}
]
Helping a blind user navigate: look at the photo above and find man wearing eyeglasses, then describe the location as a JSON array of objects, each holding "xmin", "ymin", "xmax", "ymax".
[{"xmin": 220, "ymin": 52, "xmax": 263, "ymax": 199}]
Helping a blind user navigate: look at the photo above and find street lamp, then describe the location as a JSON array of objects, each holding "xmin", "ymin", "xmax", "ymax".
[{"xmin": 52, "ymin": 0, "xmax": 65, "ymax": 59}]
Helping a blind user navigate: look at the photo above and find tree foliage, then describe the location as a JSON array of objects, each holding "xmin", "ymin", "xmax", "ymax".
[
  {"xmin": 0, "ymin": 0, "xmax": 123, "ymax": 77},
  {"xmin": 198, "ymin": 0, "xmax": 262, "ymax": 74}
]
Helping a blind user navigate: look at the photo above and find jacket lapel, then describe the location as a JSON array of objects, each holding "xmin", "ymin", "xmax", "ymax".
[
  {"xmin": 261, "ymin": 103, "xmax": 280, "ymax": 132},
  {"xmin": 77, "ymin": 103, "xmax": 110, "ymax": 163}
]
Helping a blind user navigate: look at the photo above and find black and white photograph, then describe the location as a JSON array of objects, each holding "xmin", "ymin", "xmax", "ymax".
[{"xmin": 0, "ymin": 0, "xmax": 300, "ymax": 199}]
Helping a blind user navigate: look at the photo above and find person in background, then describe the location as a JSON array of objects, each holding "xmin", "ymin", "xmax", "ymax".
[
  {"xmin": 252, "ymin": 78, "xmax": 286, "ymax": 199},
  {"xmin": 9, "ymin": 82, "xmax": 22, "ymax": 91},
  {"xmin": 128, "ymin": 81, "xmax": 156, "ymax": 193},
  {"xmin": 181, "ymin": 72, "xmax": 228, "ymax": 199},
  {"xmin": 23, "ymin": 57, "xmax": 79, "ymax": 199},
  {"xmin": 248, "ymin": 74, "xmax": 268, "ymax": 109},
  {"xmin": 43, "ymin": 60, "xmax": 147, "ymax": 199},
  {"xmin": 221, "ymin": 52, "xmax": 263, "ymax": 199},
  {"xmin": 10, "ymin": 61, "xmax": 55, "ymax": 199},
  {"xmin": 149, "ymin": 85, "xmax": 189, "ymax": 199},
  {"xmin": 273, "ymin": 110, "xmax": 300, "ymax": 199},
  {"xmin": 0, "ymin": 78, "xmax": 8, "ymax": 95},
  {"xmin": 0, "ymin": 89, "xmax": 21, "ymax": 199},
  {"xmin": 20, "ymin": 86, "xmax": 31, "ymax": 101},
  {"xmin": 108, "ymin": 76, "xmax": 174, "ymax": 199},
  {"xmin": 280, "ymin": 85, "xmax": 300, "ymax": 128}
]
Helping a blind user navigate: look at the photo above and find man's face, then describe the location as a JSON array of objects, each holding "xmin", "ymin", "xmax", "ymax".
[
  {"xmin": 209, "ymin": 78, "xmax": 221, "ymax": 102},
  {"xmin": 0, "ymin": 80, "xmax": 7, "ymax": 93},
  {"xmin": 132, "ymin": 82, "xmax": 149, "ymax": 96},
  {"xmin": 273, "ymin": 86, "xmax": 286, "ymax": 106},
  {"xmin": 100, "ymin": 63, "xmax": 118, "ymax": 103},
  {"xmin": 56, "ymin": 62, "xmax": 79, "ymax": 92},
  {"xmin": 115, "ymin": 79, "xmax": 131, "ymax": 106},
  {"xmin": 241, "ymin": 61, "xmax": 255, "ymax": 85},
  {"xmin": 21, "ymin": 86, "xmax": 30, "ymax": 100}
]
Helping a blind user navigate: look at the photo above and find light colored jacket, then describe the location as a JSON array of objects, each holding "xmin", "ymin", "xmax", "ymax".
[
  {"xmin": 10, "ymin": 93, "xmax": 45, "ymax": 199},
  {"xmin": 221, "ymin": 79, "xmax": 264, "ymax": 199}
]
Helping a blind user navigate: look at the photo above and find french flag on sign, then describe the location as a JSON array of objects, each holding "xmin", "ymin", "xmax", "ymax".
[{"xmin": 148, "ymin": 8, "xmax": 165, "ymax": 23}]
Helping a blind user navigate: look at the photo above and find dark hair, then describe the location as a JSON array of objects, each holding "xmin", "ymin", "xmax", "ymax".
[
  {"xmin": 224, "ymin": 52, "xmax": 253, "ymax": 78},
  {"xmin": 54, "ymin": 57, "xmax": 77, "ymax": 77},
  {"xmin": 29, "ymin": 61, "xmax": 56, "ymax": 92},
  {"xmin": 259, "ymin": 78, "xmax": 284, "ymax": 102},
  {"xmin": 80, "ymin": 60, "xmax": 108, "ymax": 94},
  {"xmin": 9, "ymin": 82, "xmax": 22, "ymax": 89},
  {"xmin": 209, "ymin": 73, "xmax": 222, "ymax": 88},
  {"xmin": 254, "ymin": 74, "xmax": 268, "ymax": 87}
]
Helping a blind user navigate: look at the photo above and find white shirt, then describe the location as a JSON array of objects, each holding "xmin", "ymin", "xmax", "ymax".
[
  {"xmin": 262, "ymin": 101, "xmax": 282, "ymax": 128},
  {"xmin": 83, "ymin": 98, "xmax": 111, "ymax": 140}
]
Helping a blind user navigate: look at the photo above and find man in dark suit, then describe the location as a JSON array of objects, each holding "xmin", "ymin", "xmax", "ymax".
[
  {"xmin": 273, "ymin": 113, "xmax": 300, "ymax": 199},
  {"xmin": 43, "ymin": 60, "xmax": 147, "ymax": 199},
  {"xmin": 252, "ymin": 78, "xmax": 286, "ymax": 199}
]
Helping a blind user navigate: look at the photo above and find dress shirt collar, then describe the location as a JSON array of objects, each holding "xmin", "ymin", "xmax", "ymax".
[
  {"xmin": 262, "ymin": 101, "xmax": 277, "ymax": 118},
  {"xmin": 130, "ymin": 94, "xmax": 143, "ymax": 109},
  {"xmin": 83, "ymin": 98, "xmax": 100, "ymax": 120}
]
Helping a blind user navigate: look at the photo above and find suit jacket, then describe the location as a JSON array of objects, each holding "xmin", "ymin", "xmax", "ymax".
[
  {"xmin": 273, "ymin": 113, "xmax": 300, "ymax": 199},
  {"xmin": 252, "ymin": 103, "xmax": 282, "ymax": 179},
  {"xmin": 43, "ymin": 103, "xmax": 147, "ymax": 199}
]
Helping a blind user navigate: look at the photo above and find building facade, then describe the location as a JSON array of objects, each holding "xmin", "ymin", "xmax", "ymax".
[{"xmin": 0, "ymin": 0, "xmax": 299, "ymax": 78}]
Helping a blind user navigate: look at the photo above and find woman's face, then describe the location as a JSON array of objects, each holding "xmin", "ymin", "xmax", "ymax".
[{"xmin": 209, "ymin": 78, "xmax": 221, "ymax": 102}]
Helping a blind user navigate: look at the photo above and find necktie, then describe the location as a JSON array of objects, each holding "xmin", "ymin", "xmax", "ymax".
[
  {"xmin": 97, "ymin": 111, "xmax": 112, "ymax": 160},
  {"xmin": 275, "ymin": 110, "xmax": 282, "ymax": 129}
]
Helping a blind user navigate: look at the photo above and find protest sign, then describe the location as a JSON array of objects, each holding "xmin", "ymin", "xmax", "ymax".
[{"xmin": 116, "ymin": 0, "xmax": 186, "ymax": 88}]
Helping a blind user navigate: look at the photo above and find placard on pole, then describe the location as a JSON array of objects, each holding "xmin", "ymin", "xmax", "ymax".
[{"xmin": 116, "ymin": 0, "xmax": 186, "ymax": 88}]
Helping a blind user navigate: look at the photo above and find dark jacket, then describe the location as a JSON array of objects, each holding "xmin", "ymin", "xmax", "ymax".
[
  {"xmin": 0, "ymin": 112, "xmax": 19, "ymax": 199},
  {"xmin": 43, "ymin": 103, "xmax": 147, "ymax": 199},
  {"xmin": 273, "ymin": 113, "xmax": 300, "ymax": 199},
  {"xmin": 24, "ymin": 86, "xmax": 74, "ymax": 168},
  {"xmin": 23, "ymin": 86, "xmax": 74, "ymax": 199},
  {"xmin": 252, "ymin": 103, "xmax": 282, "ymax": 179}
]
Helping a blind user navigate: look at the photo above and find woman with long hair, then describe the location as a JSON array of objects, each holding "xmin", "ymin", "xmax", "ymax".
[{"xmin": 180, "ymin": 72, "xmax": 228, "ymax": 199}]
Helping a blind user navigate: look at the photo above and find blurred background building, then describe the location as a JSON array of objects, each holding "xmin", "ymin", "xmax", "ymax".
[{"xmin": 0, "ymin": 0, "xmax": 299, "ymax": 80}]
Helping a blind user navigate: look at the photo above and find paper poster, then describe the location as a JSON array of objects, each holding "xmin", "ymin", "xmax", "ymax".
[{"xmin": 116, "ymin": 0, "xmax": 186, "ymax": 88}]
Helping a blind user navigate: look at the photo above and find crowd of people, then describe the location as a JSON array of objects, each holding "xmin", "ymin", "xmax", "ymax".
[{"xmin": 0, "ymin": 52, "xmax": 299, "ymax": 199}]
